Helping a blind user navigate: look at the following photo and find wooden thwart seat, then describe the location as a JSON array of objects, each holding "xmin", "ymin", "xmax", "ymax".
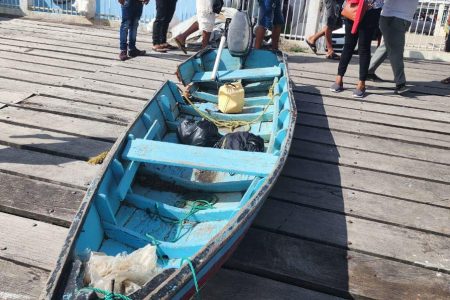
[
  {"xmin": 122, "ymin": 139, "xmax": 277, "ymax": 176},
  {"xmin": 192, "ymin": 66, "xmax": 282, "ymax": 83}
]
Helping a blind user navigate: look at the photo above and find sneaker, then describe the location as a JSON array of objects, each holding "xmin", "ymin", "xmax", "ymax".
[
  {"xmin": 395, "ymin": 83, "xmax": 410, "ymax": 95},
  {"xmin": 119, "ymin": 50, "xmax": 128, "ymax": 61},
  {"xmin": 352, "ymin": 88, "xmax": 366, "ymax": 98},
  {"xmin": 366, "ymin": 73, "xmax": 384, "ymax": 82},
  {"xmin": 128, "ymin": 48, "xmax": 146, "ymax": 57},
  {"xmin": 330, "ymin": 83, "xmax": 344, "ymax": 93}
]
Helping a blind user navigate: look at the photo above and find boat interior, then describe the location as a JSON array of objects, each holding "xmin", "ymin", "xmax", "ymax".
[{"xmin": 73, "ymin": 49, "xmax": 293, "ymax": 276}]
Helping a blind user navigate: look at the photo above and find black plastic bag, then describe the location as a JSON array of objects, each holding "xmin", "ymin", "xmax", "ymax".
[
  {"xmin": 215, "ymin": 132, "xmax": 264, "ymax": 152},
  {"xmin": 177, "ymin": 119, "xmax": 221, "ymax": 147}
]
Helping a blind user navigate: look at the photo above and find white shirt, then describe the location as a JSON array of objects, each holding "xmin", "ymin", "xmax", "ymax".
[{"xmin": 381, "ymin": 0, "xmax": 419, "ymax": 21}]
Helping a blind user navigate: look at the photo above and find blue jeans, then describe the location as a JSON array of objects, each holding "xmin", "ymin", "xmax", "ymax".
[
  {"xmin": 258, "ymin": 0, "xmax": 284, "ymax": 30},
  {"xmin": 120, "ymin": 0, "xmax": 143, "ymax": 51}
]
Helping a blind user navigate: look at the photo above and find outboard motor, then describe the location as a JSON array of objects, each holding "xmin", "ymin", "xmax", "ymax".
[{"xmin": 227, "ymin": 9, "xmax": 252, "ymax": 57}]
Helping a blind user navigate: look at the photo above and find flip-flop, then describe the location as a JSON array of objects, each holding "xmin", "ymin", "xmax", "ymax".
[
  {"xmin": 152, "ymin": 46, "xmax": 167, "ymax": 53},
  {"xmin": 174, "ymin": 37, "xmax": 187, "ymax": 54},
  {"xmin": 441, "ymin": 77, "xmax": 450, "ymax": 84},
  {"xmin": 326, "ymin": 52, "xmax": 340, "ymax": 60},
  {"xmin": 163, "ymin": 43, "xmax": 178, "ymax": 50},
  {"xmin": 305, "ymin": 40, "xmax": 317, "ymax": 55}
]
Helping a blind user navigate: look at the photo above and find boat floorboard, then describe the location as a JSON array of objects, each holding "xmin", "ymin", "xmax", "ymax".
[{"xmin": 0, "ymin": 16, "xmax": 449, "ymax": 299}]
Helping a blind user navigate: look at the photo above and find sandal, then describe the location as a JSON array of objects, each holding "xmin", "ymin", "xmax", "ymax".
[
  {"xmin": 174, "ymin": 37, "xmax": 187, "ymax": 54},
  {"xmin": 326, "ymin": 52, "xmax": 340, "ymax": 60},
  {"xmin": 152, "ymin": 45, "xmax": 167, "ymax": 53},
  {"xmin": 162, "ymin": 43, "xmax": 178, "ymax": 50},
  {"xmin": 305, "ymin": 39, "xmax": 317, "ymax": 55},
  {"xmin": 441, "ymin": 76, "xmax": 450, "ymax": 84}
]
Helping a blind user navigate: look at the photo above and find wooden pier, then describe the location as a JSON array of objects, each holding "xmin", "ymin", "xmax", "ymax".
[{"xmin": 0, "ymin": 16, "xmax": 449, "ymax": 300}]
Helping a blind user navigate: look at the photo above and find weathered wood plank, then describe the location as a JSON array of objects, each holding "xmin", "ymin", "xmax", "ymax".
[
  {"xmin": 0, "ymin": 89, "xmax": 33, "ymax": 109},
  {"xmin": 0, "ymin": 49, "xmax": 101, "ymax": 72},
  {"xmin": 0, "ymin": 212, "xmax": 67, "ymax": 270},
  {"xmin": 297, "ymin": 100, "xmax": 450, "ymax": 135},
  {"xmin": 202, "ymin": 269, "xmax": 343, "ymax": 300},
  {"xmin": 0, "ymin": 144, "xmax": 99, "ymax": 188},
  {"xmin": 295, "ymin": 93, "xmax": 450, "ymax": 123},
  {"xmin": 82, "ymin": 69, "xmax": 177, "ymax": 88},
  {"xmin": 290, "ymin": 139, "xmax": 450, "ymax": 183},
  {"xmin": 61, "ymin": 77, "xmax": 156, "ymax": 100},
  {"xmin": 0, "ymin": 259, "xmax": 49, "ymax": 300},
  {"xmin": 256, "ymin": 200, "xmax": 450, "ymax": 271},
  {"xmin": 20, "ymin": 95, "xmax": 135, "ymax": 125},
  {"xmin": 289, "ymin": 63, "xmax": 450, "ymax": 92},
  {"xmin": 0, "ymin": 172, "xmax": 82, "ymax": 227},
  {"xmin": 296, "ymin": 74, "xmax": 450, "ymax": 98},
  {"xmin": 270, "ymin": 177, "xmax": 450, "ymax": 236},
  {"xmin": 0, "ymin": 57, "xmax": 91, "ymax": 79},
  {"xmin": 226, "ymin": 228, "xmax": 450, "ymax": 299},
  {"xmin": 0, "ymin": 66, "xmax": 65, "ymax": 87},
  {"xmin": 295, "ymin": 80, "xmax": 450, "ymax": 111},
  {"xmin": 283, "ymin": 157, "xmax": 450, "ymax": 208},
  {"xmin": 0, "ymin": 121, "xmax": 112, "ymax": 160},
  {"xmin": 38, "ymin": 87, "xmax": 146, "ymax": 112},
  {"xmin": 294, "ymin": 125, "xmax": 450, "ymax": 165},
  {"xmin": 298, "ymin": 113, "xmax": 450, "ymax": 148},
  {"xmin": 0, "ymin": 107, "xmax": 124, "ymax": 141}
]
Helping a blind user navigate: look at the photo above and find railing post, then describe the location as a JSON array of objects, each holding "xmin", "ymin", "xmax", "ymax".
[
  {"xmin": 304, "ymin": 0, "xmax": 321, "ymax": 43},
  {"xmin": 19, "ymin": 0, "xmax": 31, "ymax": 14}
]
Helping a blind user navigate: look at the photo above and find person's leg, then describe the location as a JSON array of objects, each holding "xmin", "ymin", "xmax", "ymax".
[
  {"xmin": 271, "ymin": 0, "xmax": 284, "ymax": 50},
  {"xmin": 368, "ymin": 42, "xmax": 388, "ymax": 74},
  {"xmin": 129, "ymin": 0, "xmax": 143, "ymax": 50},
  {"xmin": 354, "ymin": 9, "xmax": 380, "ymax": 95},
  {"xmin": 161, "ymin": 0, "xmax": 178, "ymax": 45},
  {"xmin": 384, "ymin": 17, "xmax": 410, "ymax": 87},
  {"xmin": 255, "ymin": 0, "xmax": 273, "ymax": 49},
  {"xmin": 176, "ymin": 21, "xmax": 199, "ymax": 44},
  {"xmin": 308, "ymin": 28, "xmax": 326, "ymax": 44},
  {"xmin": 336, "ymin": 19, "xmax": 358, "ymax": 85},
  {"xmin": 152, "ymin": 0, "xmax": 167, "ymax": 47},
  {"xmin": 324, "ymin": 0, "xmax": 337, "ymax": 54},
  {"xmin": 358, "ymin": 9, "xmax": 380, "ymax": 82},
  {"xmin": 196, "ymin": 0, "xmax": 214, "ymax": 49},
  {"xmin": 119, "ymin": 1, "xmax": 131, "ymax": 52}
]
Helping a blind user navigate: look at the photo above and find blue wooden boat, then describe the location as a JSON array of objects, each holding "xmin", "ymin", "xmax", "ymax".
[{"xmin": 44, "ymin": 48, "xmax": 296, "ymax": 299}]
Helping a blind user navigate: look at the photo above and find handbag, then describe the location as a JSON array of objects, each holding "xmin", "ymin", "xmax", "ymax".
[
  {"xmin": 213, "ymin": 0, "xmax": 224, "ymax": 14},
  {"xmin": 341, "ymin": 0, "xmax": 366, "ymax": 21}
]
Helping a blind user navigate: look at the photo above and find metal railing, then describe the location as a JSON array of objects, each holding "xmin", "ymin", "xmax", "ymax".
[
  {"xmin": 0, "ymin": 0, "xmax": 20, "ymax": 8},
  {"xmin": 405, "ymin": 0, "xmax": 450, "ymax": 52}
]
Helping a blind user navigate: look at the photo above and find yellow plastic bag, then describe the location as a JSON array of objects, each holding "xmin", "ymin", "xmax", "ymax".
[{"xmin": 218, "ymin": 81, "xmax": 244, "ymax": 114}]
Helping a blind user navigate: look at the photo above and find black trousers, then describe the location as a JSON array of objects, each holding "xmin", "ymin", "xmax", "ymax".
[
  {"xmin": 337, "ymin": 8, "xmax": 381, "ymax": 81},
  {"xmin": 152, "ymin": 0, "xmax": 177, "ymax": 45}
]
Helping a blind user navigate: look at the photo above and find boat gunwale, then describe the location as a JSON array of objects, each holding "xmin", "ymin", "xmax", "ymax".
[{"xmin": 43, "ymin": 50, "xmax": 297, "ymax": 300}]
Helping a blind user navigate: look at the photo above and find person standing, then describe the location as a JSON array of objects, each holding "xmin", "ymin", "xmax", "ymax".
[
  {"xmin": 306, "ymin": 0, "xmax": 344, "ymax": 60},
  {"xmin": 152, "ymin": 0, "xmax": 178, "ymax": 52},
  {"xmin": 330, "ymin": 0, "xmax": 384, "ymax": 98},
  {"xmin": 254, "ymin": 0, "xmax": 284, "ymax": 50},
  {"xmin": 174, "ymin": 0, "xmax": 215, "ymax": 52},
  {"xmin": 366, "ymin": 0, "xmax": 419, "ymax": 94},
  {"xmin": 119, "ymin": 0, "xmax": 149, "ymax": 61}
]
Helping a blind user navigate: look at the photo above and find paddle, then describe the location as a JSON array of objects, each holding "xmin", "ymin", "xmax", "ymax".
[{"xmin": 211, "ymin": 18, "xmax": 231, "ymax": 81}]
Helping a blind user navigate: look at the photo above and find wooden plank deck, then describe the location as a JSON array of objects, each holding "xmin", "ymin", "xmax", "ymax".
[{"xmin": 0, "ymin": 16, "xmax": 449, "ymax": 300}]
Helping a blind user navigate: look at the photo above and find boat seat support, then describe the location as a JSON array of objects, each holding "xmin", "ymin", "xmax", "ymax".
[{"xmin": 192, "ymin": 66, "xmax": 282, "ymax": 83}]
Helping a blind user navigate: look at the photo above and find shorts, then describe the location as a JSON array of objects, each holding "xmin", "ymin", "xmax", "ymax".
[
  {"xmin": 324, "ymin": 0, "xmax": 341, "ymax": 30},
  {"xmin": 197, "ymin": 0, "xmax": 215, "ymax": 32},
  {"xmin": 258, "ymin": 0, "xmax": 284, "ymax": 30}
]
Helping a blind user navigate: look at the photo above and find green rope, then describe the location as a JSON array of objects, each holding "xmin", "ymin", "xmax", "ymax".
[
  {"xmin": 150, "ymin": 200, "xmax": 215, "ymax": 243},
  {"xmin": 78, "ymin": 287, "xmax": 131, "ymax": 300},
  {"xmin": 180, "ymin": 257, "xmax": 201, "ymax": 299}
]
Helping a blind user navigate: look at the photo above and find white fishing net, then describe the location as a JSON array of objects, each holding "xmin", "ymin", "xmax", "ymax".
[{"xmin": 84, "ymin": 244, "xmax": 160, "ymax": 297}]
